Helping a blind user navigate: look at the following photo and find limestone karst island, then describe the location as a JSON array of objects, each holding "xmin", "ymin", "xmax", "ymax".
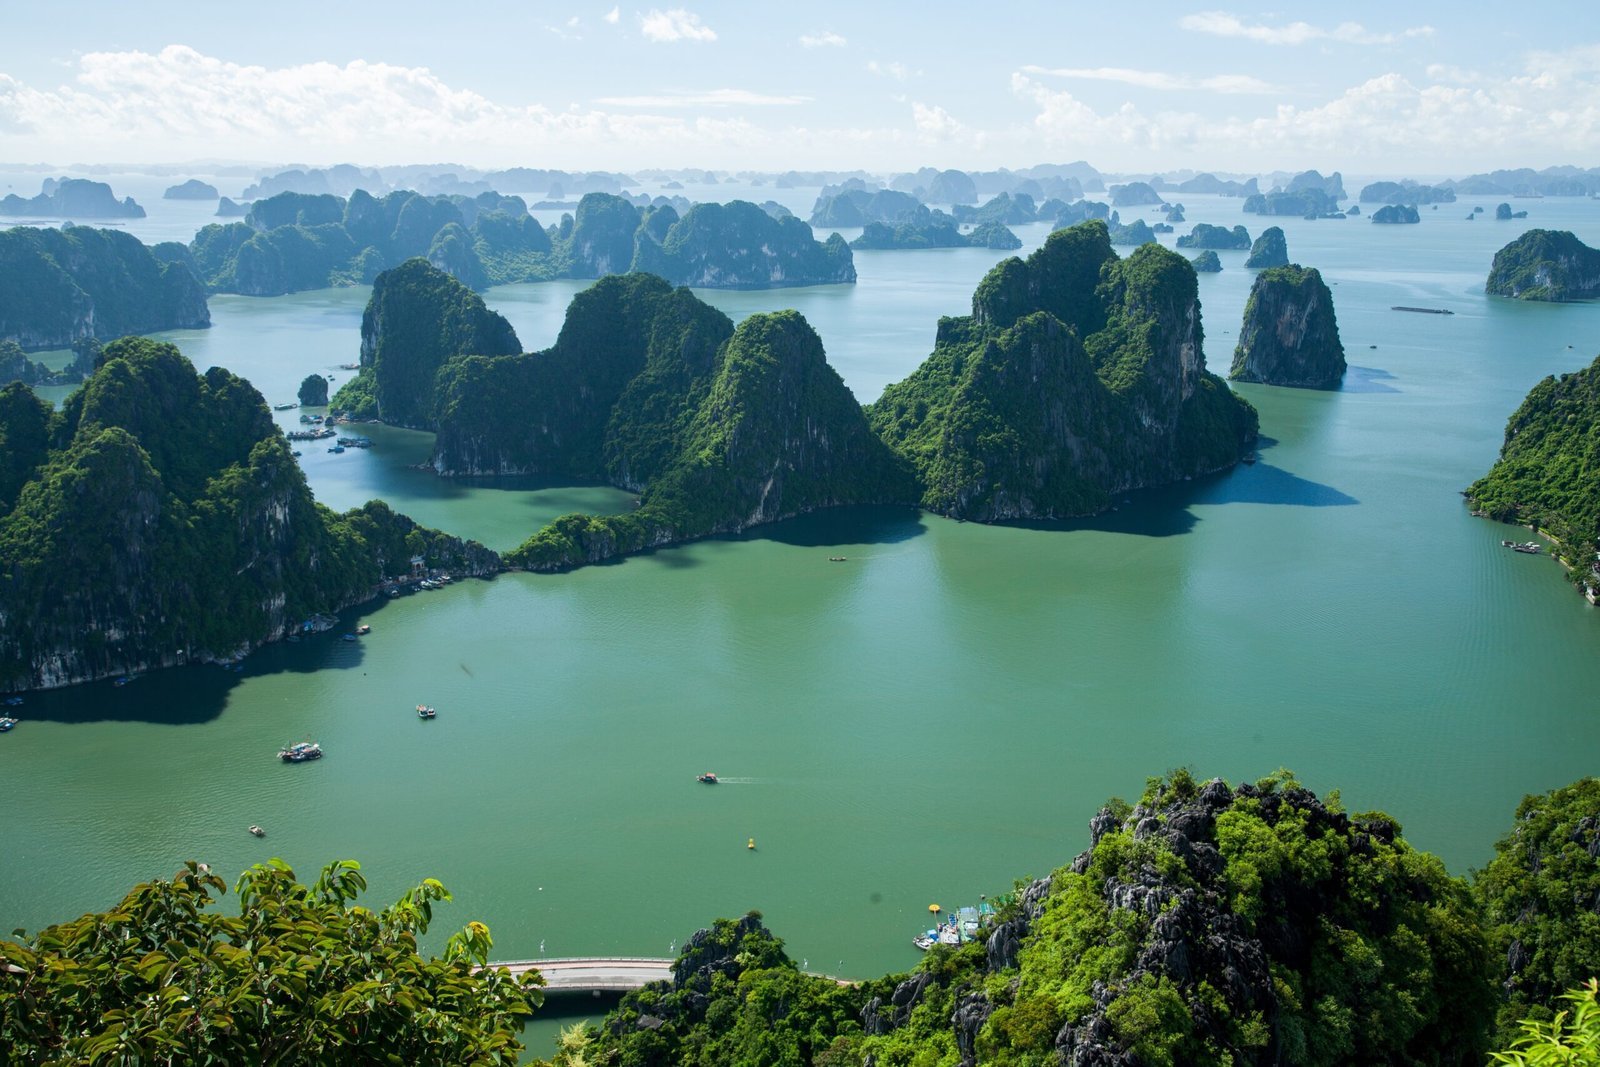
[{"xmin": 2, "ymin": 5, "xmax": 1600, "ymax": 1064}]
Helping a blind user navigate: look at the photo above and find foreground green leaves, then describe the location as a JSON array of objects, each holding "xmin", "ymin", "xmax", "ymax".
[{"xmin": 0, "ymin": 859, "xmax": 542, "ymax": 1065}]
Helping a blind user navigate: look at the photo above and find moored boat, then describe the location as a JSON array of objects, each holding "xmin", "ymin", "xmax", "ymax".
[
  {"xmin": 0, "ymin": 716, "xmax": 17, "ymax": 732},
  {"xmin": 278, "ymin": 741, "xmax": 322, "ymax": 762},
  {"xmin": 355, "ymin": 624, "xmax": 371, "ymax": 635}
]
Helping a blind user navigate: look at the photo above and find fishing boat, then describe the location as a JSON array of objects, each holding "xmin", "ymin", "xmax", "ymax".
[
  {"xmin": 828, "ymin": 556, "xmax": 847, "ymax": 562},
  {"xmin": 912, "ymin": 933, "xmax": 937, "ymax": 951},
  {"xmin": 697, "ymin": 772, "xmax": 719, "ymax": 784},
  {"xmin": 273, "ymin": 403, "xmax": 297, "ymax": 410},
  {"xmin": 278, "ymin": 741, "xmax": 322, "ymax": 763},
  {"xmin": 1391, "ymin": 306, "xmax": 1454, "ymax": 315},
  {"xmin": 355, "ymin": 624, "xmax": 371, "ymax": 635},
  {"xmin": 249, "ymin": 825, "xmax": 265, "ymax": 837},
  {"xmin": 0, "ymin": 717, "xmax": 17, "ymax": 733},
  {"xmin": 417, "ymin": 704, "xmax": 436, "ymax": 719}
]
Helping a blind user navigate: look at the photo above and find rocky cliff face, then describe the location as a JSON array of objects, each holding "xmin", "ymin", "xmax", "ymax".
[
  {"xmin": 868, "ymin": 220, "xmax": 1257, "ymax": 520},
  {"xmin": 0, "ymin": 226, "xmax": 209, "ymax": 351},
  {"xmin": 1176, "ymin": 223, "xmax": 1251, "ymax": 250},
  {"xmin": 353, "ymin": 259, "xmax": 520, "ymax": 428},
  {"xmin": 1244, "ymin": 226, "xmax": 1289, "ymax": 268},
  {"xmin": 1486, "ymin": 229, "xmax": 1600, "ymax": 301},
  {"xmin": 0, "ymin": 338, "xmax": 499, "ymax": 691},
  {"xmin": 1371, "ymin": 204, "xmax": 1421, "ymax": 224},
  {"xmin": 1230, "ymin": 265, "xmax": 1346, "ymax": 388},
  {"xmin": 0, "ymin": 178, "xmax": 145, "ymax": 219}
]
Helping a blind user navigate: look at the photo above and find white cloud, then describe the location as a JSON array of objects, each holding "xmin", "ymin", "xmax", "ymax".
[
  {"xmin": 800, "ymin": 31, "xmax": 847, "ymax": 48},
  {"xmin": 603, "ymin": 6, "xmax": 620, "ymax": 24},
  {"xmin": 1179, "ymin": 11, "xmax": 1434, "ymax": 46},
  {"xmin": 638, "ymin": 8, "xmax": 716, "ymax": 43},
  {"xmin": 1020, "ymin": 64, "xmax": 1273, "ymax": 94},
  {"xmin": 594, "ymin": 88, "xmax": 811, "ymax": 107},
  {"xmin": 547, "ymin": 15, "xmax": 583, "ymax": 40},
  {"xmin": 866, "ymin": 60, "xmax": 910, "ymax": 81}
]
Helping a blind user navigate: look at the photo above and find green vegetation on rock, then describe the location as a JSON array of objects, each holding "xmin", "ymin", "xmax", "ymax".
[
  {"xmin": 1245, "ymin": 226, "xmax": 1290, "ymax": 269},
  {"xmin": 334, "ymin": 259, "xmax": 520, "ymax": 429},
  {"xmin": 1467, "ymin": 355, "xmax": 1600, "ymax": 578},
  {"xmin": 1230, "ymin": 265, "xmax": 1346, "ymax": 389},
  {"xmin": 1370, "ymin": 204, "xmax": 1422, "ymax": 224},
  {"xmin": 552, "ymin": 771, "xmax": 1508, "ymax": 1067},
  {"xmin": 0, "ymin": 859, "xmax": 541, "ymax": 1064},
  {"xmin": 0, "ymin": 226, "xmax": 209, "ymax": 351},
  {"xmin": 1176, "ymin": 223, "xmax": 1251, "ymax": 250},
  {"xmin": 1486, "ymin": 230, "xmax": 1600, "ymax": 301},
  {"xmin": 1191, "ymin": 250, "xmax": 1223, "ymax": 272},
  {"xmin": 867, "ymin": 221, "xmax": 1257, "ymax": 520},
  {"xmin": 0, "ymin": 336, "xmax": 498, "ymax": 689},
  {"xmin": 1475, "ymin": 779, "xmax": 1600, "ymax": 1044},
  {"xmin": 299, "ymin": 372, "xmax": 328, "ymax": 406}
]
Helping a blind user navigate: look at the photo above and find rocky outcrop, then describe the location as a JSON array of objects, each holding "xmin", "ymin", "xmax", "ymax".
[
  {"xmin": 1370, "ymin": 204, "xmax": 1421, "ymax": 224},
  {"xmin": 1360, "ymin": 180, "xmax": 1455, "ymax": 204},
  {"xmin": 1286, "ymin": 168, "xmax": 1345, "ymax": 200},
  {"xmin": 1175, "ymin": 173, "xmax": 1259, "ymax": 197},
  {"xmin": 1244, "ymin": 226, "xmax": 1289, "ymax": 268},
  {"xmin": 925, "ymin": 169, "xmax": 978, "ymax": 205},
  {"xmin": 298, "ymin": 373, "xmax": 328, "ymax": 406},
  {"xmin": 851, "ymin": 215, "xmax": 1019, "ymax": 251},
  {"xmin": 1191, "ymin": 250, "xmax": 1222, "ymax": 272},
  {"xmin": 163, "ymin": 180, "xmax": 220, "ymax": 200},
  {"xmin": 0, "ymin": 226, "xmax": 209, "ymax": 351},
  {"xmin": 809, "ymin": 188, "xmax": 924, "ymax": 227},
  {"xmin": 1230, "ymin": 265, "xmax": 1345, "ymax": 388},
  {"xmin": 868, "ymin": 220, "xmax": 1258, "ymax": 520},
  {"xmin": 1109, "ymin": 181, "xmax": 1164, "ymax": 206},
  {"xmin": 1107, "ymin": 218, "xmax": 1156, "ymax": 246},
  {"xmin": 1243, "ymin": 189, "xmax": 1338, "ymax": 217},
  {"xmin": 628, "ymin": 200, "xmax": 855, "ymax": 289},
  {"xmin": 1486, "ymin": 230, "xmax": 1600, "ymax": 301},
  {"xmin": 0, "ymin": 178, "xmax": 145, "ymax": 219},
  {"xmin": 1176, "ymin": 223, "xmax": 1251, "ymax": 250},
  {"xmin": 215, "ymin": 197, "xmax": 249, "ymax": 218},
  {"xmin": 1495, "ymin": 202, "xmax": 1528, "ymax": 221},
  {"xmin": 0, "ymin": 338, "xmax": 499, "ymax": 691}
]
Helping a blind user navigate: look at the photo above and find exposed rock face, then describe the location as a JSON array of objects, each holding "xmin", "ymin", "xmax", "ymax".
[
  {"xmin": 1107, "ymin": 218, "xmax": 1156, "ymax": 246},
  {"xmin": 163, "ymin": 179, "xmax": 220, "ymax": 200},
  {"xmin": 215, "ymin": 197, "xmax": 249, "ymax": 218},
  {"xmin": 1244, "ymin": 226, "xmax": 1289, "ymax": 268},
  {"xmin": 1495, "ymin": 202, "xmax": 1528, "ymax": 220},
  {"xmin": 630, "ymin": 200, "xmax": 855, "ymax": 289},
  {"xmin": 1109, "ymin": 181, "xmax": 1165, "ymax": 206},
  {"xmin": 0, "ymin": 226, "xmax": 209, "ymax": 351},
  {"xmin": 868, "ymin": 220, "xmax": 1258, "ymax": 520},
  {"xmin": 1370, "ymin": 204, "xmax": 1421, "ymax": 224},
  {"xmin": 809, "ymin": 188, "xmax": 924, "ymax": 227},
  {"xmin": 0, "ymin": 178, "xmax": 145, "ymax": 219},
  {"xmin": 0, "ymin": 338, "xmax": 498, "ymax": 690},
  {"xmin": 1176, "ymin": 223, "xmax": 1251, "ymax": 250},
  {"xmin": 1486, "ymin": 229, "xmax": 1600, "ymax": 301},
  {"xmin": 1230, "ymin": 265, "xmax": 1346, "ymax": 388},
  {"xmin": 1191, "ymin": 250, "xmax": 1223, "ymax": 272},
  {"xmin": 352, "ymin": 259, "xmax": 520, "ymax": 428}
]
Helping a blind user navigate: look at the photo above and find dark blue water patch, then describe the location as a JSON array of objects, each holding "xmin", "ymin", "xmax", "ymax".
[
  {"xmin": 753, "ymin": 505, "xmax": 927, "ymax": 549},
  {"xmin": 7, "ymin": 599, "xmax": 425, "ymax": 723},
  {"xmin": 1196, "ymin": 461, "xmax": 1359, "ymax": 508},
  {"xmin": 1342, "ymin": 365, "xmax": 1401, "ymax": 394}
]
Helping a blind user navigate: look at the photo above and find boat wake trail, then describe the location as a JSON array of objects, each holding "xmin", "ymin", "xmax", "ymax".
[{"xmin": 714, "ymin": 777, "xmax": 758, "ymax": 784}]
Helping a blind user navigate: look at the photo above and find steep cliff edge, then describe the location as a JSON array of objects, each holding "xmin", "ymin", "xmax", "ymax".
[
  {"xmin": 1230, "ymin": 265, "xmax": 1346, "ymax": 389},
  {"xmin": 867, "ymin": 220, "xmax": 1258, "ymax": 520},
  {"xmin": 1486, "ymin": 229, "xmax": 1600, "ymax": 301},
  {"xmin": 0, "ymin": 337, "xmax": 497, "ymax": 691},
  {"xmin": 0, "ymin": 226, "xmax": 210, "ymax": 351}
]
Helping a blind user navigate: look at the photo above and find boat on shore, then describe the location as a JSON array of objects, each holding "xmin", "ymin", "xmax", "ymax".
[{"xmin": 278, "ymin": 741, "xmax": 322, "ymax": 763}]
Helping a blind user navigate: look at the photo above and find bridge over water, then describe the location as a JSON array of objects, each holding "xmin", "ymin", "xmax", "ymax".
[{"xmin": 491, "ymin": 956, "xmax": 853, "ymax": 993}]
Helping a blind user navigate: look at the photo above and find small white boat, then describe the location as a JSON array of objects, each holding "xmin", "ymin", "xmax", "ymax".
[{"xmin": 249, "ymin": 825, "xmax": 265, "ymax": 837}]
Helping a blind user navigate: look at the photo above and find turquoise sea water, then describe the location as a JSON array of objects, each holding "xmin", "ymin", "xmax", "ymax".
[{"xmin": 3, "ymin": 190, "xmax": 1600, "ymax": 1033}]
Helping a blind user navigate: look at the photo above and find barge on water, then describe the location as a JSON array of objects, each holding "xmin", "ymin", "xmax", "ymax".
[{"xmin": 1391, "ymin": 306, "xmax": 1454, "ymax": 315}]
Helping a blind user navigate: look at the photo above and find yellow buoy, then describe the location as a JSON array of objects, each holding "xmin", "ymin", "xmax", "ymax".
[{"xmin": 747, "ymin": 838, "xmax": 756, "ymax": 850}]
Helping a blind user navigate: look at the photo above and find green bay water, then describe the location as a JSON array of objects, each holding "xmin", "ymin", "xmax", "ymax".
[{"xmin": 4, "ymin": 196, "xmax": 1600, "ymax": 1009}]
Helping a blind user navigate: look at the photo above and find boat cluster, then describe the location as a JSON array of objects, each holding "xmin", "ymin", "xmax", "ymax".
[
  {"xmin": 417, "ymin": 704, "xmax": 437, "ymax": 719},
  {"xmin": 288, "ymin": 427, "xmax": 336, "ymax": 442},
  {"xmin": 0, "ymin": 716, "xmax": 18, "ymax": 733},
  {"xmin": 913, "ymin": 902, "xmax": 996, "ymax": 951},
  {"xmin": 418, "ymin": 575, "xmax": 453, "ymax": 590},
  {"xmin": 1501, "ymin": 539, "xmax": 1542, "ymax": 554}
]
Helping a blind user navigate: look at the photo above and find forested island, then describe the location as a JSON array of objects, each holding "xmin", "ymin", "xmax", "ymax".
[
  {"xmin": 1245, "ymin": 226, "xmax": 1289, "ymax": 269},
  {"xmin": 1467, "ymin": 354, "xmax": 1600, "ymax": 594},
  {"xmin": 1175, "ymin": 223, "xmax": 1250, "ymax": 250},
  {"xmin": 1370, "ymin": 204, "xmax": 1422, "ymax": 224},
  {"xmin": 1230, "ymin": 265, "xmax": 1346, "ymax": 389},
  {"xmin": 1485, "ymin": 230, "xmax": 1600, "ymax": 301},
  {"xmin": 0, "ymin": 225, "xmax": 210, "ymax": 352},
  {"xmin": 4, "ymin": 771, "xmax": 1595, "ymax": 1065},
  {"xmin": 0, "ymin": 337, "xmax": 496, "ymax": 689},
  {"xmin": 0, "ymin": 178, "xmax": 145, "ymax": 219},
  {"xmin": 188, "ymin": 189, "xmax": 853, "ymax": 297}
]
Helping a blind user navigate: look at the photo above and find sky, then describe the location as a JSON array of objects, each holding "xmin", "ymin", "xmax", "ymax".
[{"xmin": 1, "ymin": 0, "xmax": 1597, "ymax": 177}]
